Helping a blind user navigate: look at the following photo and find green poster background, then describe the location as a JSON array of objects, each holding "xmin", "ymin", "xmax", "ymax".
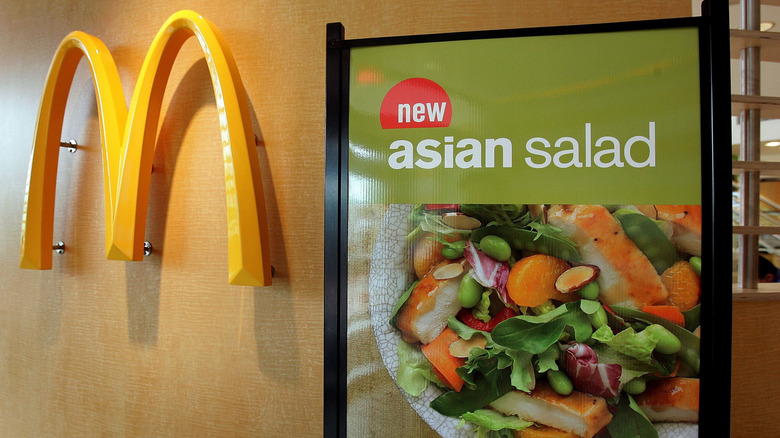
[{"xmin": 348, "ymin": 27, "xmax": 701, "ymax": 205}]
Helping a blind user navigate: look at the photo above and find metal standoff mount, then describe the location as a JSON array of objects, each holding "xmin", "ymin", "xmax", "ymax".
[
  {"xmin": 143, "ymin": 241, "xmax": 153, "ymax": 256},
  {"xmin": 53, "ymin": 241, "xmax": 65, "ymax": 254},
  {"xmin": 59, "ymin": 139, "xmax": 77, "ymax": 153}
]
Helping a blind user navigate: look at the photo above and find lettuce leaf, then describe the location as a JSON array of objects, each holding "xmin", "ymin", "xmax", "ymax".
[
  {"xmin": 592, "ymin": 325, "xmax": 658, "ymax": 364},
  {"xmin": 460, "ymin": 409, "xmax": 533, "ymax": 433},
  {"xmin": 396, "ymin": 339, "xmax": 443, "ymax": 396},
  {"xmin": 472, "ymin": 289, "xmax": 493, "ymax": 323},
  {"xmin": 535, "ymin": 344, "xmax": 560, "ymax": 373},
  {"xmin": 506, "ymin": 350, "xmax": 535, "ymax": 393}
]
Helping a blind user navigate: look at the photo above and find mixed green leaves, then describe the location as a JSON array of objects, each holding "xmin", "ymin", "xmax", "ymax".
[
  {"xmin": 458, "ymin": 204, "xmax": 529, "ymax": 227},
  {"xmin": 491, "ymin": 301, "xmax": 592, "ymax": 353},
  {"xmin": 430, "ymin": 371, "xmax": 514, "ymax": 417},
  {"xmin": 407, "ymin": 203, "xmax": 582, "ymax": 264},
  {"xmin": 431, "ymin": 301, "xmax": 593, "ymax": 417},
  {"xmin": 609, "ymin": 306, "xmax": 700, "ymax": 374}
]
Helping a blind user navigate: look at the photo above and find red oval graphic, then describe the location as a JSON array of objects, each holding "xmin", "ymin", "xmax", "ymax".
[{"xmin": 380, "ymin": 78, "xmax": 452, "ymax": 129}]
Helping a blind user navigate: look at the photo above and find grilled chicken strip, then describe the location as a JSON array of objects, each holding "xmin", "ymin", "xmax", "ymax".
[
  {"xmin": 490, "ymin": 382, "xmax": 612, "ymax": 438},
  {"xmin": 655, "ymin": 205, "xmax": 702, "ymax": 257},
  {"xmin": 547, "ymin": 204, "xmax": 668, "ymax": 308},
  {"xmin": 395, "ymin": 260, "xmax": 465, "ymax": 344},
  {"xmin": 635, "ymin": 377, "xmax": 699, "ymax": 423}
]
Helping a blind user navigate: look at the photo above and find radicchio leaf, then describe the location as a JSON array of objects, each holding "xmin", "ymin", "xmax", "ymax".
[
  {"xmin": 564, "ymin": 343, "xmax": 622, "ymax": 399},
  {"xmin": 463, "ymin": 240, "xmax": 510, "ymax": 300}
]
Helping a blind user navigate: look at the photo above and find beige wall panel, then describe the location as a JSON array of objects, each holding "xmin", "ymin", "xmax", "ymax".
[
  {"xmin": 0, "ymin": 0, "xmax": 699, "ymax": 437},
  {"xmin": 731, "ymin": 301, "xmax": 780, "ymax": 438}
]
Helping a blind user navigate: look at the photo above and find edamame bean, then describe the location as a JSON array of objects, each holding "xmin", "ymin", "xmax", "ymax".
[
  {"xmin": 689, "ymin": 256, "xmax": 702, "ymax": 276},
  {"xmin": 442, "ymin": 240, "xmax": 466, "ymax": 259},
  {"xmin": 578, "ymin": 281, "xmax": 600, "ymax": 300},
  {"xmin": 479, "ymin": 235, "xmax": 512, "ymax": 261},
  {"xmin": 458, "ymin": 275, "xmax": 484, "ymax": 308},
  {"xmin": 623, "ymin": 377, "xmax": 646, "ymax": 395},
  {"xmin": 588, "ymin": 305, "xmax": 608, "ymax": 329},
  {"xmin": 644, "ymin": 324, "xmax": 682, "ymax": 355},
  {"xmin": 546, "ymin": 370, "xmax": 573, "ymax": 396}
]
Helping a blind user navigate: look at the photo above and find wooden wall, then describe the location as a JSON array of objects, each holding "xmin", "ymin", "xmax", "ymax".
[{"xmin": 0, "ymin": 1, "xmax": 737, "ymax": 437}]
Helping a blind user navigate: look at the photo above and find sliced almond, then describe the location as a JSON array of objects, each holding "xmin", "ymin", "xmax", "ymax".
[
  {"xmin": 555, "ymin": 265, "xmax": 600, "ymax": 293},
  {"xmin": 528, "ymin": 204, "xmax": 548, "ymax": 222},
  {"xmin": 449, "ymin": 333, "xmax": 488, "ymax": 358},
  {"xmin": 441, "ymin": 212, "xmax": 481, "ymax": 230},
  {"xmin": 633, "ymin": 204, "xmax": 657, "ymax": 218},
  {"xmin": 433, "ymin": 262, "xmax": 464, "ymax": 280}
]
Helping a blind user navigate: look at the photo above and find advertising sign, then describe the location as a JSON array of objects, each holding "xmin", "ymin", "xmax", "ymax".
[{"xmin": 326, "ymin": 16, "xmax": 731, "ymax": 438}]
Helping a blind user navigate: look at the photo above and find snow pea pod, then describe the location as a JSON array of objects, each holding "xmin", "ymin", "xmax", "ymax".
[
  {"xmin": 470, "ymin": 226, "xmax": 582, "ymax": 263},
  {"xmin": 612, "ymin": 209, "xmax": 679, "ymax": 275}
]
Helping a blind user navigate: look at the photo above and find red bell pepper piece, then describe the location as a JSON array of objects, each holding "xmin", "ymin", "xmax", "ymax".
[{"xmin": 457, "ymin": 307, "xmax": 516, "ymax": 332}]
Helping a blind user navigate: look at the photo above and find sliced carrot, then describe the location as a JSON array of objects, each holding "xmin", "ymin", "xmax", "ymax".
[
  {"xmin": 641, "ymin": 305, "xmax": 686, "ymax": 327},
  {"xmin": 420, "ymin": 327, "xmax": 466, "ymax": 392},
  {"xmin": 506, "ymin": 254, "xmax": 575, "ymax": 308},
  {"xmin": 660, "ymin": 261, "xmax": 701, "ymax": 312}
]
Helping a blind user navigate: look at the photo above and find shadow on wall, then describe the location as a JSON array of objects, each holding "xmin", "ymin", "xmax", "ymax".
[
  {"xmin": 248, "ymin": 99, "xmax": 298, "ymax": 380},
  {"xmin": 36, "ymin": 68, "xmax": 103, "ymax": 347},
  {"xmin": 121, "ymin": 57, "xmax": 299, "ymax": 381},
  {"xmin": 124, "ymin": 58, "xmax": 218, "ymax": 345}
]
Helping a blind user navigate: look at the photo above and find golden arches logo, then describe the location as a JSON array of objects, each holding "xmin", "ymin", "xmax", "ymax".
[{"xmin": 20, "ymin": 10, "xmax": 272, "ymax": 286}]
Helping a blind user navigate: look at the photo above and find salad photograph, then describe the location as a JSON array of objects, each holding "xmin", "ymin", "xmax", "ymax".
[{"xmin": 368, "ymin": 203, "xmax": 702, "ymax": 438}]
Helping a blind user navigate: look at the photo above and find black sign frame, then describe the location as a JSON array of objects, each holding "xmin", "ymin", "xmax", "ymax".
[{"xmin": 325, "ymin": 2, "xmax": 732, "ymax": 436}]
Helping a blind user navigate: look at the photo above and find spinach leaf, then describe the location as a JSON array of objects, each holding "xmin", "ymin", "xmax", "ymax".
[
  {"xmin": 607, "ymin": 394, "xmax": 659, "ymax": 438},
  {"xmin": 491, "ymin": 302, "xmax": 592, "ymax": 353},
  {"xmin": 430, "ymin": 370, "xmax": 514, "ymax": 417}
]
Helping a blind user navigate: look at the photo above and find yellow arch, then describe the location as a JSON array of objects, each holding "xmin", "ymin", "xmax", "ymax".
[
  {"xmin": 20, "ymin": 10, "xmax": 272, "ymax": 287},
  {"xmin": 20, "ymin": 31, "xmax": 127, "ymax": 271}
]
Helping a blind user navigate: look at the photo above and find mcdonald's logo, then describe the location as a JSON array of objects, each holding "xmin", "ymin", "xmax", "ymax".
[{"xmin": 19, "ymin": 10, "xmax": 272, "ymax": 287}]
